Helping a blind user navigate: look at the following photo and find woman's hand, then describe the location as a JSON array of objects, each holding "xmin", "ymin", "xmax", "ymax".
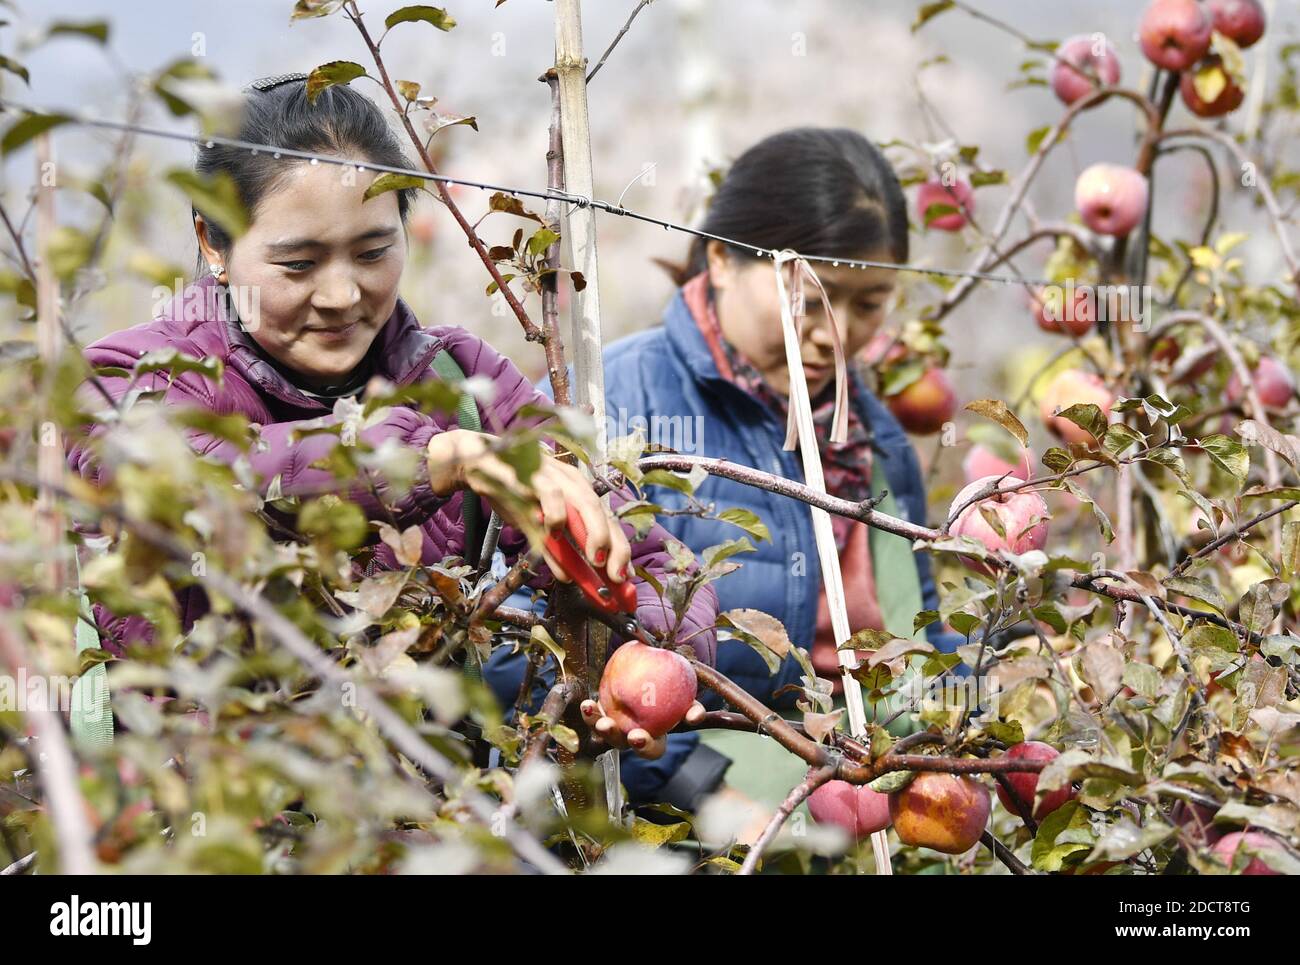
[
  {"xmin": 578, "ymin": 697, "xmax": 707, "ymax": 759},
  {"xmin": 426, "ymin": 429, "xmax": 631, "ymax": 585}
]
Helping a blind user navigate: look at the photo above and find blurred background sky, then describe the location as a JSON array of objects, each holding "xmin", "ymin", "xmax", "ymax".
[{"xmin": 2, "ymin": 0, "xmax": 1297, "ymax": 486}]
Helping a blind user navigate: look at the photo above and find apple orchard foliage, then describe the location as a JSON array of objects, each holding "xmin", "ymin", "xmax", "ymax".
[{"xmin": 0, "ymin": 0, "xmax": 1298, "ymax": 875}]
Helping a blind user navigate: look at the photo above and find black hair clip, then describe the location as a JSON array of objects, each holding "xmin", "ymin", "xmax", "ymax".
[{"xmin": 247, "ymin": 72, "xmax": 308, "ymax": 93}]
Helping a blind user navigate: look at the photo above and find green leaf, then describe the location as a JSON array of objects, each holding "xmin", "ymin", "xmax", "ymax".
[
  {"xmin": 1238, "ymin": 582, "xmax": 1278, "ymax": 635},
  {"xmin": 1163, "ymin": 575, "xmax": 1226, "ymax": 615},
  {"xmin": 948, "ymin": 611, "xmax": 981, "ymax": 636},
  {"xmin": 47, "ymin": 20, "xmax": 110, "ymax": 43},
  {"xmin": 548, "ymin": 722, "xmax": 579, "ymax": 754},
  {"xmin": 305, "ymin": 60, "xmax": 366, "ymax": 103},
  {"xmin": 1282, "ymin": 521, "xmax": 1300, "ymax": 581},
  {"xmin": 913, "ymin": 609, "xmax": 940, "ymax": 634},
  {"xmin": 1042, "ymin": 447, "xmax": 1072, "ymax": 473},
  {"xmin": 1184, "ymin": 621, "xmax": 1239, "ymax": 664},
  {"xmin": 840, "ymin": 627, "xmax": 900, "ymax": 651},
  {"xmin": 1142, "ymin": 447, "xmax": 1189, "ymax": 484},
  {"xmin": 1260, "ymin": 634, "xmax": 1300, "ymax": 665},
  {"xmin": 880, "ymin": 358, "xmax": 926, "ymax": 397},
  {"xmin": 298, "ymin": 497, "xmax": 369, "ymax": 552},
  {"xmin": 529, "ymin": 623, "xmax": 567, "ymax": 680},
  {"xmin": 363, "ymin": 172, "xmax": 424, "ymax": 201},
  {"xmin": 867, "ymin": 770, "xmax": 915, "ymax": 793},
  {"xmin": 1026, "ymin": 124, "xmax": 1054, "ymax": 156},
  {"xmin": 1101, "ymin": 423, "xmax": 1144, "ymax": 457},
  {"xmin": 290, "ymin": 0, "xmax": 346, "ymax": 19},
  {"xmin": 1055, "ymin": 403, "xmax": 1107, "ymax": 444},
  {"xmin": 526, "ymin": 228, "xmax": 559, "ymax": 258},
  {"xmin": 968, "ymin": 169, "xmax": 1008, "ymax": 187},
  {"xmin": 1122, "ymin": 662, "xmax": 1160, "ymax": 699},
  {"xmin": 385, "ymin": 5, "xmax": 457, "ymax": 31},
  {"xmin": 0, "ymin": 54, "xmax": 30, "ymax": 85},
  {"xmin": 911, "ymin": 0, "xmax": 954, "ymax": 32},
  {"xmin": 1242, "ymin": 486, "xmax": 1300, "ymax": 502},
  {"xmin": 1031, "ymin": 801, "xmax": 1094, "ymax": 872},
  {"xmin": 1199, "ymin": 433, "xmax": 1249, "ymax": 482},
  {"xmin": 166, "ymin": 170, "xmax": 249, "ymax": 239},
  {"xmin": 964, "ymin": 398, "xmax": 1028, "ymax": 447},
  {"xmin": 2, "ymin": 112, "xmax": 70, "ymax": 154},
  {"xmin": 922, "ymin": 202, "xmax": 959, "ymax": 226},
  {"xmin": 45, "ymin": 227, "xmax": 93, "ymax": 281},
  {"xmin": 715, "ymin": 507, "xmax": 771, "ymax": 543},
  {"xmin": 702, "ymin": 537, "xmax": 755, "ymax": 568}
]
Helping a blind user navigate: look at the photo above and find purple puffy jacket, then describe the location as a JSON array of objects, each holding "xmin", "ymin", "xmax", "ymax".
[{"xmin": 67, "ymin": 275, "xmax": 717, "ymax": 663}]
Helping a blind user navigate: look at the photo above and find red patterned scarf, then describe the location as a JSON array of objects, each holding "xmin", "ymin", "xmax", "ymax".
[{"xmin": 681, "ymin": 271, "xmax": 874, "ymax": 550}]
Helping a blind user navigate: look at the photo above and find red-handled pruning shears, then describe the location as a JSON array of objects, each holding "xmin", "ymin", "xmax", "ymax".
[{"xmin": 542, "ymin": 504, "xmax": 655, "ymax": 643}]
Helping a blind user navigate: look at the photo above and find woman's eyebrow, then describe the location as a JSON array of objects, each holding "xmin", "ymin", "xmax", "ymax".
[
  {"xmin": 264, "ymin": 227, "xmax": 398, "ymax": 256},
  {"xmin": 818, "ymin": 279, "xmax": 895, "ymax": 296}
]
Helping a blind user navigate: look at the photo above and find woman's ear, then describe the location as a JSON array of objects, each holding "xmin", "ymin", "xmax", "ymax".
[
  {"xmin": 704, "ymin": 239, "xmax": 733, "ymax": 290},
  {"xmin": 193, "ymin": 213, "xmax": 223, "ymax": 275}
]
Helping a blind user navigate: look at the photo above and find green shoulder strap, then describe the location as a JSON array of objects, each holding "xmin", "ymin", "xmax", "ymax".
[
  {"xmin": 71, "ymin": 549, "xmax": 115, "ymax": 749},
  {"xmin": 430, "ymin": 349, "xmax": 484, "ymax": 567},
  {"xmin": 865, "ymin": 471, "xmax": 927, "ymax": 736}
]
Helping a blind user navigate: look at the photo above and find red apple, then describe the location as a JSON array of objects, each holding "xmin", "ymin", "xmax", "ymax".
[
  {"xmin": 1139, "ymin": 0, "xmax": 1214, "ymax": 72},
  {"xmin": 889, "ymin": 773, "xmax": 992, "ymax": 855},
  {"xmin": 917, "ymin": 178, "xmax": 974, "ymax": 231},
  {"xmin": 962, "ymin": 443, "xmax": 1035, "ymax": 484},
  {"xmin": 1039, "ymin": 369, "xmax": 1114, "ymax": 446},
  {"xmin": 1180, "ymin": 56, "xmax": 1245, "ymax": 117},
  {"xmin": 1212, "ymin": 830, "xmax": 1283, "ymax": 875},
  {"xmin": 1153, "ymin": 335, "xmax": 1219, "ymax": 382},
  {"xmin": 1032, "ymin": 285, "xmax": 1095, "ymax": 337},
  {"xmin": 1074, "ymin": 164, "xmax": 1149, "ymax": 237},
  {"xmin": 597, "ymin": 641, "xmax": 697, "ymax": 739},
  {"xmin": 887, "ymin": 367, "xmax": 957, "ymax": 435},
  {"xmin": 1051, "ymin": 34, "xmax": 1122, "ymax": 105},
  {"xmin": 994, "ymin": 741, "xmax": 1075, "ymax": 821},
  {"xmin": 949, "ymin": 475, "xmax": 1050, "ymax": 569},
  {"xmin": 1226, "ymin": 356, "xmax": 1295, "ymax": 411},
  {"xmin": 807, "ymin": 779, "xmax": 892, "ymax": 839},
  {"xmin": 1208, "ymin": 0, "xmax": 1266, "ymax": 48}
]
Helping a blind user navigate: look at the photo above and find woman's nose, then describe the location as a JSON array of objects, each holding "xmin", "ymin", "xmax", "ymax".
[{"xmin": 312, "ymin": 268, "xmax": 362, "ymax": 312}]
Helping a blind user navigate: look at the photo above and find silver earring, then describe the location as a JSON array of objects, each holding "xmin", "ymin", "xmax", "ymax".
[{"xmin": 210, "ymin": 264, "xmax": 224, "ymax": 281}]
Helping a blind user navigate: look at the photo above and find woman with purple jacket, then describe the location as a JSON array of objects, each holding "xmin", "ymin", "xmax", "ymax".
[{"xmin": 67, "ymin": 74, "xmax": 716, "ymax": 757}]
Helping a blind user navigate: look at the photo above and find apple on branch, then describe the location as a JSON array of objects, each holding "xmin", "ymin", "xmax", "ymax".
[
  {"xmin": 889, "ymin": 772, "xmax": 992, "ymax": 855},
  {"xmin": 1139, "ymin": 0, "xmax": 1214, "ymax": 72},
  {"xmin": 1051, "ymin": 34, "xmax": 1122, "ymax": 106},
  {"xmin": 886, "ymin": 366, "xmax": 957, "ymax": 435},
  {"xmin": 948, "ymin": 475, "xmax": 1050, "ymax": 572},
  {"xmin": 1039, "ymin": 368, "xmax": 1115, "ymax": 446},
  {"xmin": 994, "ymin": 741, "xmax": 1076, "ymax": 822},
  {"xmin": 582, "ymin": 641, "xmax": 705, "ymax": 758},
  {"xmin": 1180, "ymin": 55, "xmax": 1245, "ymax": 117},
  {"xmin": 1226, "ymin": 355, "xmax": 1295, "ymax": 411},
  {"xmin": 1212, "ymin": 830, "xmax": 1284, "ymax": 875},
  {"xmin": 1208, "ymin": 0, "xmax": 1267, "ymax": 48},
  {"xmin": 1075, "ymin": 163, "xmax": 1149, "ymax": 237},
  {"xmin": 1031, "ymin": 284, "xmax": 1095, "ymax": 337},
  {"xmin": 916, "ymin": 177, "xmax": 974, "ymax": 231},
  {"xmin": 807, "ymin": 778, "xmax": 892, "ymax": 841}
]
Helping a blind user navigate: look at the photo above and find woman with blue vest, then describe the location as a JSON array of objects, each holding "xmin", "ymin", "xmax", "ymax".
[{"xmin": 486, "ymin": 127, "xmax": 962, "ymax": 814}]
